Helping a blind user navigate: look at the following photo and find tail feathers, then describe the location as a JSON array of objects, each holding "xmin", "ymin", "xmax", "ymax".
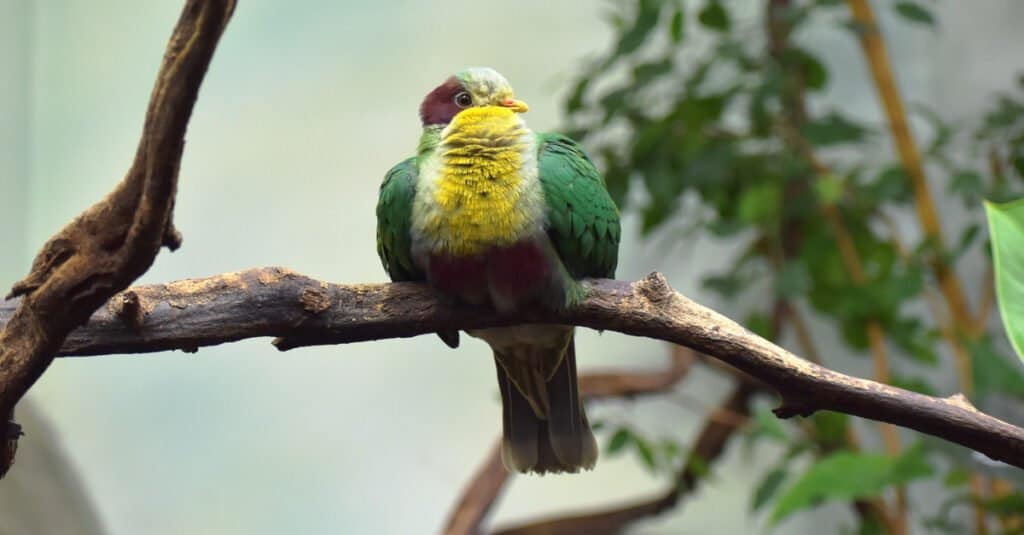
[
  {"xmin": 494, "ymin": 340, "xmax": 597, "ymax": 475},
  {"xmin": 546, "ymin": 339, "xmax": 597, "ymax": 468}
]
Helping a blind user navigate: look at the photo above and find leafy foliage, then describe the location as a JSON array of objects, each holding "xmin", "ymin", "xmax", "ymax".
[
  {"xmin": 770, "ymin": 444, "xmax": 933, "ymax": 523},
  {"xmin": 565, "ymin": 0, "xmax": 1024, "ymax": 531}
]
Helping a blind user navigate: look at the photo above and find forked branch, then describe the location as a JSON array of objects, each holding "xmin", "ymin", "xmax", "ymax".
[{"xmin": 0, "ymin": 0, "xmax": 236, "ymax": 476}]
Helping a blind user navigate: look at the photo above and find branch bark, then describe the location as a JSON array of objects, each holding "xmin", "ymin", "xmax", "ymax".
[
  {"xmin": 0, "ymin": 0, "xmax": 235, "ymax": 477},
  {"xmin": 3, "ymin": 267, "xmax": 1023, "ymax": 470}
]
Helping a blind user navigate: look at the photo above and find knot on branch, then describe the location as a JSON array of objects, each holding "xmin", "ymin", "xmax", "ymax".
[
  {"xmin": 1, "ymin": 421, "xmax": 22, "ymax": 478},
  {"xmin": 3, "ymin": 421, "xmax": 22, "ymax": 440},
  {"xmin": 256, "ymin": 266, "xmax": 299, "ymax": 286},
  {"xmin": 162, "ymin": 222, "xmax": 183, "ymax": 251},
  {"xmin": 946, "ymin": 393, "xmax": 978, "ymax": 412},
  {"xmin": 774, "ymin": 398, "xmax": 818, "ymax": 419},
  {"xmin": 112, "ymin": 291, "xmax": 146, "ymax": 332},
  {"xmin": 300, "ymin": 287, "xmax": 332, "ymax": 314},
  {"xmin": 637, "ymin": 272, "xmax": 673, "ymax": 304}
]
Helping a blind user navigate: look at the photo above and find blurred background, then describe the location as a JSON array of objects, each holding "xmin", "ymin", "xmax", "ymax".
[{"xmin": 1, "ymin": 1, "xmax": 1023, "ymax": 534}]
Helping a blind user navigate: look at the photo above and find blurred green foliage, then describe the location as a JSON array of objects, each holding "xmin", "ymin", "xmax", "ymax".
[{"xmin": 567, "ymin": 0, "xmax": 1024, "ymax": 531}]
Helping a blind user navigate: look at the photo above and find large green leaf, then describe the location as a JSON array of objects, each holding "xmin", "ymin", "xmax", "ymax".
[
  {"xmin": 984, "ymin": 198, "xmax": 1024, "ymax": 363},
  {"xmin": 770, "ymin": 445, "xmax": 933, "ymax": 524}
]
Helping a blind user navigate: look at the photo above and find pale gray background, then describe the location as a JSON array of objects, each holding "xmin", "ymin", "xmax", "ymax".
[{"xmin": 1, "ymin": 1, "xmax": 1022, "ymax": 534}]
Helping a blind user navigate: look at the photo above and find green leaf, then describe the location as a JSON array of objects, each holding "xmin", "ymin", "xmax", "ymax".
[
  {"xmin": 686, "ymin": 454, "xmax": 712, "ymax": 479},
  {"xmin": 698, "ymin": 0, "xmax": 730, "ymax": 32},
  {"xmin": 669, "ymin": 8, "xmax": 685, "ymax": 43},
  {"xmin": 612, "ymin": 0, "xmax": 663, "ymax": 59},
  {"xmin": 752, "ymin": 468, "xmax": 789, "ymax": 511},
  {"xmin": 790, "ymin": 48, "xmax": 829, "ymax": 91},
  {"xmin": 981, "ymin": 492, "xmax": 1024, "ymax": 514},
  {"xmin": 634, "ymin": 437, "xmax": 658, "ymax": 472},
  {"xmin": 811, "ymin": 412, "xmax": 849, "ymax": 448},
  {"xmin": 984, "ymin": 198, "xmax": 1024, "ymax": 364},
  {"xmin": 867, "ymin": 165, "xmax": 912, "ymax": 203},
  {"xmin": 943, "ymin": 467, "xmax": 970, "ymax": 488},
  {"xmin": 894, "ymin": 1, "xmax": 936, "ymax": 27},
  {"xmin": 632, "ymin": 58, "xmax": 674, "ymax": 87},
  {"xmin": 1007, "ymin": 152, "xmax": 1024, "ymax": 180},
  {"xmin": 802, "ymin": 112, "xmax": 868, "ymax": 146},
  {"xmin": 660, "ymin": 439, "xmax": 681, "ymax": 461},
  {"xmin": 770, "ymin": 445, "xmax": 933, "ymax": 523},
  {"xmin": 607, "ymin": 428, "xmax": 633, "ymax": 455},
  {"xmin": 950, "ymin": 170, "xmax": 984, "ymax": 204},
  {"xmin": 565, "ymin": 77, "xmax": 590, "ymax": 114},
  {"xmin": 737, "ymin": 182, "xmax": 781, "ymax": 224},
  {"xmin": 912, "ymin": 103, "xmax": 953, "ymax": 156},
  {"xmin": 954, "ymin": 223, "xmax": 981, "ymax": 259},
  {"xmin": 814, "ymin": 172, "xmax": 845, "ymax": 204}
]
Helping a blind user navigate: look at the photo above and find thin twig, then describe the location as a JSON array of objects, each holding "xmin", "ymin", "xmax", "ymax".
[{"xmin": 443, "ymin": 441, "xmax": 508, "ymax": 535}]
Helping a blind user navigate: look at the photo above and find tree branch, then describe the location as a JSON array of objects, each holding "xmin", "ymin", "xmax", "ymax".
[
  {"xmin": 0, "ymin": 0, "xmax": 236, "ymax": 477},
  {"xmin": 3, "ymin": 267, "xmax": 1023, "ymax": 470},
  {"xmin": 441, "ymin": 347, "xmax": 696, "ymax": 535},
  {"xmin": 492, "ymin": 382, "xmax": 756, "ymax": 535},
  {"xmin": 443, "ymin": 441, "xmax": 508, "ymax": 535}
]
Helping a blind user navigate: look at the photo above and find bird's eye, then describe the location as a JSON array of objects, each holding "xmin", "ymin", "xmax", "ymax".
[{"xmin": 454, "ymin": 92, "xmax": 473, "ymax": 108}]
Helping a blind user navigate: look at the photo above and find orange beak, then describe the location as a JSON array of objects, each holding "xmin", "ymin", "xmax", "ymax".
[{"xmin": 500, "ymin": 98, "xmax": 529, "ymax": 113}]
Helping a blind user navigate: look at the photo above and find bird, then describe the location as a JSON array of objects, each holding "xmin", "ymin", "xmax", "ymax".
[{"xmin": 375, "ymin": 67, "xmax": 621, "ymax": 474}]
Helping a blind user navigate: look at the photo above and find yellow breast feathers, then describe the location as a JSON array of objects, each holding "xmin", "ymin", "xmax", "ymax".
[{"xmin": 418, "ymin": 107, "xmax": 543, "ymax": 256}]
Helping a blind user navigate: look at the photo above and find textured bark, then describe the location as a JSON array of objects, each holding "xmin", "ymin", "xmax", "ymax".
[
  {"xmin": 3, "ymin": 267, "xmax": 1023, "ymax": 471},
  {"xmin": 0, "ymin": 0, "xmax": 236, "ymax": 477},
  {"xmin": 441, "ymin": 348, "xmax": 695, "ymax": 535}
]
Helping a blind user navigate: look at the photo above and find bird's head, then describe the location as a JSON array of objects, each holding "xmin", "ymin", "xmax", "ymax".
[{"xmin": 419, "ymin": 67, "xmax": 529, "ymax": 126}]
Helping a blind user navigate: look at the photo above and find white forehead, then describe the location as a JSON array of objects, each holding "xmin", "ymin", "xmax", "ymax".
[{"xmin": 457, "ymin": 67, "xmax": 513, "ymax": 95}]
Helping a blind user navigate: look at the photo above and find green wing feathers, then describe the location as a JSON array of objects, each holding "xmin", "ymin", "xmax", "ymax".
[
  {"xmin": 376, "ymin": 157, "xmax": 423, "ymax": 282},
  {"xmin": 378, "ymin": 135, "xmax": 621, "ymax": 283},
  {"xmin": 537, "ymin": 133, "xmax": 621, "ymax": 279}
]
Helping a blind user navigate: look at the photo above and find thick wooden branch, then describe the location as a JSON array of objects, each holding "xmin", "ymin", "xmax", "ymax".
[
  {"xmin": 0, "ymin": 0, "xmax": 235, "ymax": 476},
  {"xmin": 2, "ymin": 267, "xmax": 1022, "ymax": 471}
]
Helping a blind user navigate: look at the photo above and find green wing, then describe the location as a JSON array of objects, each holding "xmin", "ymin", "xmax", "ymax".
[
  {"xmin": 376, "ymin": 157, "xmax": 424, "ymax": 281},
  {"xmin": 537, "ymin": 133, "xmax": 621, "ymax": 279}
]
